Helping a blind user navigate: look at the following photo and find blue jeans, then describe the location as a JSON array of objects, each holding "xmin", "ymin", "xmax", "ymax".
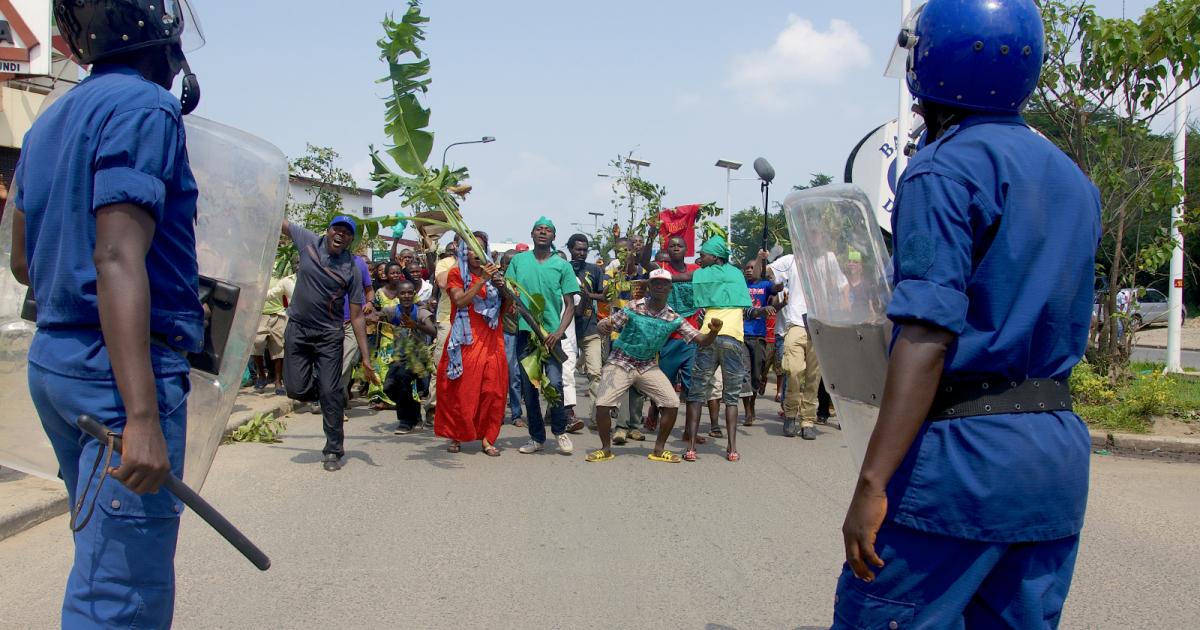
[
  {"xmin": 29, "ymin": 362, "xmax": 189, "ymax": 630},
  {"xmin": 517, "ymin": 331, "xmax": 567, "ymax": 442},
  {"xmin": 687, "ymin": 335, "xmax": 747, "ymax": 405},
  {"xmin": 504, "ymin": 331, "xmax": 523, "ymax": 421}
]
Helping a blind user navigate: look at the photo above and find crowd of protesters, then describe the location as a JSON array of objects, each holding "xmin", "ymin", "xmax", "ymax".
[{"xmin": 260, "ymin": 213, "xmax": 836, "ymax": 471}]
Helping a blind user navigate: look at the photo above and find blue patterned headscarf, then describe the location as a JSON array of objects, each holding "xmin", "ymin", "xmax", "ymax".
[{"xmin": 445, "ymin": 241, "xmax": 502, "ymax": 380}]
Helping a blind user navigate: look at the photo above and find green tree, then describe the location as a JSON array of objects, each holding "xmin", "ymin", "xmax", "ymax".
[
  {"xmin": 275, "ymin": 144, "xmax": 368, "ymax": 276},
  {"xmin": 729, "ymin": 173, "xmax": 834, "ymax": 263},
  {"xmin": 1032, "ymin": 0, "xmax": 1199, "ymax": 380}
]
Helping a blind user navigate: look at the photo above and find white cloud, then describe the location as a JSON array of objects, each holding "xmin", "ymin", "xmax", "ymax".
[{"xmin": 727, "ymin": 16, "xmax": 872, "ymax": 111}]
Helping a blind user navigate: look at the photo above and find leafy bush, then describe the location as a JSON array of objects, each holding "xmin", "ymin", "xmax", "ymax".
[
  {"xmin": 1069, "ymin": 361, "xmax": 1117, "ymax": 405},
  {"xmin": 228, "ymin": 412, "xmax": 287, "ymax": 444}
]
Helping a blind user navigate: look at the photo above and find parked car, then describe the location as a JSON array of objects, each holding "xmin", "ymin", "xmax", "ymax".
[
  {"xmin": 1091, "ymin": 287, "xmax": 1184, "ymax": 330},
  {"xmin": 1129, "ymin": 288, "xmax": 1182, "ymax": 328}
]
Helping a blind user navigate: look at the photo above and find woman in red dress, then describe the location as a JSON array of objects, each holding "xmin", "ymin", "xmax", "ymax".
[{"xmin": 435, "ymin": 233, "xmax": 511, "ymax": 455}]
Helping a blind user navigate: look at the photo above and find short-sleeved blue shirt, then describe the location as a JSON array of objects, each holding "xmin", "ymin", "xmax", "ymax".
[
  {"xmin": 884, "ymin": 114, "xmax": 1101, "ymax": 542},
  {"xmin": 15, "ymin": 64, "xmax": 201, "ymax": 379},
  {"xmin": 743, "ymin": 279, "xmax": 774, "ymax": 337}
]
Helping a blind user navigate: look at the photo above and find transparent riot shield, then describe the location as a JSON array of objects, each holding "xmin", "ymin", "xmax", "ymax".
[
  {"xmin": 782, "ymin": 184, "xmax": 893, "ymax": 472},
  {"xmin": 0, "ymin": 115, "xmax": 287, "ymax": 490}
]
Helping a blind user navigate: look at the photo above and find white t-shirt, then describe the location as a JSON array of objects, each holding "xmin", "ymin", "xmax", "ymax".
[
  {"xmin": 769, "ymin": 253, "xmax": 848, "ymax": 329},
  {"xmin": 415, "ymin": 279, "xmax": 434, "ymax": 303},
  {"xmin": 769, "ymin": 254, "xmax": 808, "ymax": 329}
]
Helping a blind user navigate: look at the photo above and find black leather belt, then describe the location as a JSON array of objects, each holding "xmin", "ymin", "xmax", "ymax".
[{"xmin": 928, "ymin": 378, "xmax": 1072, "ymax": 420}]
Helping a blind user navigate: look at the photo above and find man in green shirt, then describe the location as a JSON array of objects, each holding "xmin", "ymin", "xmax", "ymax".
[{"xmin": 507, "ymin": 217, "xmax": 580, "ymax": 455}]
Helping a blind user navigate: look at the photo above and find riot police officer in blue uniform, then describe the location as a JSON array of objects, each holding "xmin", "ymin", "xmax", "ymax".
[
  {"xmin": 835, "ymin": 1, "xmax": 1101, "ymax": 627},
  {"xmin": 8, "ymin": 1, "xmax": 205, "ymax": 627}
]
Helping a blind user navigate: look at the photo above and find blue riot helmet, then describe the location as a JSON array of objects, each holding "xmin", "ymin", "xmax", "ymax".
[
  {"xmin": 54, "ymin": 0, "xmax": 205, "ymax": 114},
  {"xmin": 892, "ymin": 0, "xmax": 1045, "ymax": 114}
]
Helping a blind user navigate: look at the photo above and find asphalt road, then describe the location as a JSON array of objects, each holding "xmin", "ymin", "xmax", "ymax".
[
  {"xmin": 1130, "ymin": 345, "xmax": 1200, "ymax": 370},
  {"xmin": 1, "ymin": 394, "xmax": 1198, "ymax": 629}
]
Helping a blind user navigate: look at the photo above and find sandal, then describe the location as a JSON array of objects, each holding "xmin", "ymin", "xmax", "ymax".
[
  {"xmin": 683, "ymin": 450, "xmax": 698, "ymax": 462},
  {"xmin": 647, "ymin": 450, "xmax": 681, "ymax": 463},
  {"xmin": 482, "ymin": 444, "xmax": 500, "ymax": 457},
  {"xmin": 585, "ymin": 449, "xmax": 615, "ymax": 463},
  {"xmin": 743, "ymin": 416, "xmax": 755, "ymax": 427},
  {"xmin": 726, "ymin": 451, "xmax": 740, "ymax": 462},
  {"xmin": 514, "ymin": 420, "xmax": 527, "ymax": 428},
  {"xmin": 447, "ymin": 441, "xmax": 461, "ymax": 453},
  {"xmin": 708, "ymin": 427, "xmax": 724, "ymax": 438}
]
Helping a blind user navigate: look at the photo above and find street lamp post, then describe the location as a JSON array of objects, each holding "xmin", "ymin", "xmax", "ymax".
[
  {"xmin": 441, "ymin": 136, "xmax": 496, "ymax": 169},
  {"xmin": 715, "ymin": 159, "xmax": 743, "ymax": 249}
]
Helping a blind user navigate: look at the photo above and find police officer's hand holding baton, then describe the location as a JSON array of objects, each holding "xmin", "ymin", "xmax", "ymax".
[{"xmin": 76, "ymin": 414, "xmax": 272, "ymax": 571}]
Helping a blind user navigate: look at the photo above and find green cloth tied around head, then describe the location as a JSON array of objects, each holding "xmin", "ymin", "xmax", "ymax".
[
  {"xmin": 533, "ymin": 216, "xmax": 556, "ymax": 231},
  {"xmin": 693, "ymin": 264, "xmax": 752, "ymax": 308},
  {"xmin": 699, "ymin": 236, "xmax": 729, "ymax": 260}
]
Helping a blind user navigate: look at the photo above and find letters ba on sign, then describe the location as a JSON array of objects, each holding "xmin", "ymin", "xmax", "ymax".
[
  {"xmin": 844, "ymin": 114, "xmax": 925, "ymax": 234},
  {"xmin": 0, "ymin": 0, "xmax": 51, "ymax": 76}
]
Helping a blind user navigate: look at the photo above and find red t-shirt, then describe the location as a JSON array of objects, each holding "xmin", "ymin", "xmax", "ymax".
[
  {"xmin": 665, "ymin": 261, "xmax": 702, "ymax": 340},
  {"xmin": 658, "ymin": 204, "xmax": 702, "ymax": 256}
]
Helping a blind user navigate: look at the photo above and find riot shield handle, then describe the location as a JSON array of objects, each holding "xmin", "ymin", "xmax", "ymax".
[{"xmin": 75, "ymin": 415, "xmax": 272, "ymax": 571}]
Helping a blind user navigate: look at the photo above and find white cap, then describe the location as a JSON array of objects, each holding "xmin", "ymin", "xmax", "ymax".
[{"xmin": 648, "ymin": 269, "xmax": 673, "ymax": 282}]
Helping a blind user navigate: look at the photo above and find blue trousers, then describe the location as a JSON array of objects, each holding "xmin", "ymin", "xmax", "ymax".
[
  {"xmin": 29, "ymin": 363, "xmax": 189, "ymax": 630},
  {"xmin": 516, "ymin": 331, "xmax": 567, "ymax": 442},
  {"xmin": 832, "ymin": 521, "xmax": 1080, "ymax": 629},
  {"xmin": 658, "ymin": 337, "xmax": 695, "ymax": 390},
  {"xmin": 503, "ymin": 331, "xmax": 523, "ymax": 421}
]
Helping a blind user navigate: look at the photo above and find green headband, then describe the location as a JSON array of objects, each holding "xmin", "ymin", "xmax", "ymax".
[
  {"xmin": 847, "ymin": 250, "xmax": 862, "ymax": 263},
  {"xmin": 533, "ymin": 216, "xmax": 556, "ymax": 231}
]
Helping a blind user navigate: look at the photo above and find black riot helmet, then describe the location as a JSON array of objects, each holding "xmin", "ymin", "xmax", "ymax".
[{"xmin": 54, "ymin": 0, "xmax": 205, "ymax": 114}]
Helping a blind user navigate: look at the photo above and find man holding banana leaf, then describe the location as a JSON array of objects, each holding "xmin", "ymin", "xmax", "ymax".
[{"xmin": 507, "ymin": 217, "xmax": 580, "ymax": 455}]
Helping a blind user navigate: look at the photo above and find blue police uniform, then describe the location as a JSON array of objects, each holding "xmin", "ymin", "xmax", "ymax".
[
  {"xmin": 832, "ymin": 114, "xmax": 1101, "ymax": 629},
  {"xmin": 15, "ymin": 64, "xmax": 201, "ymax": 629}
]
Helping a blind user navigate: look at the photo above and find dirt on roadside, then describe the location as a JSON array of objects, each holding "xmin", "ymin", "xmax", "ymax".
[{"xmin": 1133, "ymin": 318, "xmax": 1200, "ymax": 350}]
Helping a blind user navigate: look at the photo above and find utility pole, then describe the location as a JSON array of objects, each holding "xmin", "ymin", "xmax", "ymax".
[{"xmin": 1165, "ymin": 79, "xmax": 1189, "ymax": 373}]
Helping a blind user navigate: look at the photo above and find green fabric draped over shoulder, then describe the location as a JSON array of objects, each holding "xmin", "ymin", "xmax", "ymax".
[
  {"xmin": 612, "ymin": 309, "xmax": 683, "ymax": 361},
  {"xmin": 667, "ymin": 281, "xmax": 697, "ymax": 318},
  {"xmin": 692, "ymin": 263, "xmax": 752, "ymax": 308}
]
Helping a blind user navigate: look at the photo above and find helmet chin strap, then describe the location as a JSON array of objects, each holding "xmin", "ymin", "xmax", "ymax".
[
  {"xmin": 178, "ymin": 57, "xmax": 200, "ymax": 115},
  {"xmin": 166, "ymin": 44, "xmax": 200, "ymax": 115}
]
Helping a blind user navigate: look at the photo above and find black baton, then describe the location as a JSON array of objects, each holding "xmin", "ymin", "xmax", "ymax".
[{"xmin": 76, "ymin": 414, "xmax": 271, "ymax": 571}]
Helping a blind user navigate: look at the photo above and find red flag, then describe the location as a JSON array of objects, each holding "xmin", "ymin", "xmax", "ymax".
[{"xmin": 658, "ymin": 204, "xmax": 702, "ymax": 256}]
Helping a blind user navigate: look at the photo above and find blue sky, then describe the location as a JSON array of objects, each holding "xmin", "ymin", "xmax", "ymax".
[{"xmin": 185, "ymin": 0, "xmax": 1192, "ymax": 245}]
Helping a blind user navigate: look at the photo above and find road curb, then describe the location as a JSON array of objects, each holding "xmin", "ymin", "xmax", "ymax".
[
  {"xmin": 223, "ymin": 396, "xmax": 300, "ymax": 436},
  {"xmin": 0, "ymin": 472, "xmax": 69, "ymax": 542},
  {"xmin": 1090, "ymin": 429, "xmax": 1200, "ymax": 458}
]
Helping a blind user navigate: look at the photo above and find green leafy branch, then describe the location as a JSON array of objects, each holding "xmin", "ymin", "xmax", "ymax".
[{"xmin": 365, "ymin": 1, "xmax": 567, "ymax": 379}]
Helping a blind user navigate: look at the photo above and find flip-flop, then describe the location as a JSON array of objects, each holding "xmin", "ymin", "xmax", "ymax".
[
  {"xmin": 683, "ymin": 450, "xmax": 698, "ymax": 462},
  {"xmin": 648, "ymin": 450, "xmax": 682, "ymax": 463},
  {"xmin": 447, "ymin": 442, "xmax": 461, "ymax": 453},
  {"xmin": 708, "ymin": 427, "xmax": 724, "ymax": 438},
  {"xmin": 482, "ymin": 445, "xmax": 501, "ymax": 457},
  {"xmin": 726, "ymin": 451, "xmax": 740, "ymax": 462},
  {"xmin": 585, "ymin": 449, "xmax": 615, "ymax": 463}
]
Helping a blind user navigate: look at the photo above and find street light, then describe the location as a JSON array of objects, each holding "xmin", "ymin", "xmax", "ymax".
[
  {"xmin": 441, "ymin": 136, "xmax": 496, "ymax": 169},
  {"xmin": 715, "ymin": 159, "xmax": 743, "ymax": 248},
  {"xmin": 587, "ymin": 211, "xmax": 604, "ymax": 232}
]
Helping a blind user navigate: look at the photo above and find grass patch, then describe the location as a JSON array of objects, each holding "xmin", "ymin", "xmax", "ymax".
[{"xmin": 1072, "ymin": 362, "xmax": 1200, "ymax": 433}]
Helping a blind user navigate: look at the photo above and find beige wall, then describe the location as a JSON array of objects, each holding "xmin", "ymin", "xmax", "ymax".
[{"xmin": 0, "ymin": 87, "xmax": 48, "ymax": 149}]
